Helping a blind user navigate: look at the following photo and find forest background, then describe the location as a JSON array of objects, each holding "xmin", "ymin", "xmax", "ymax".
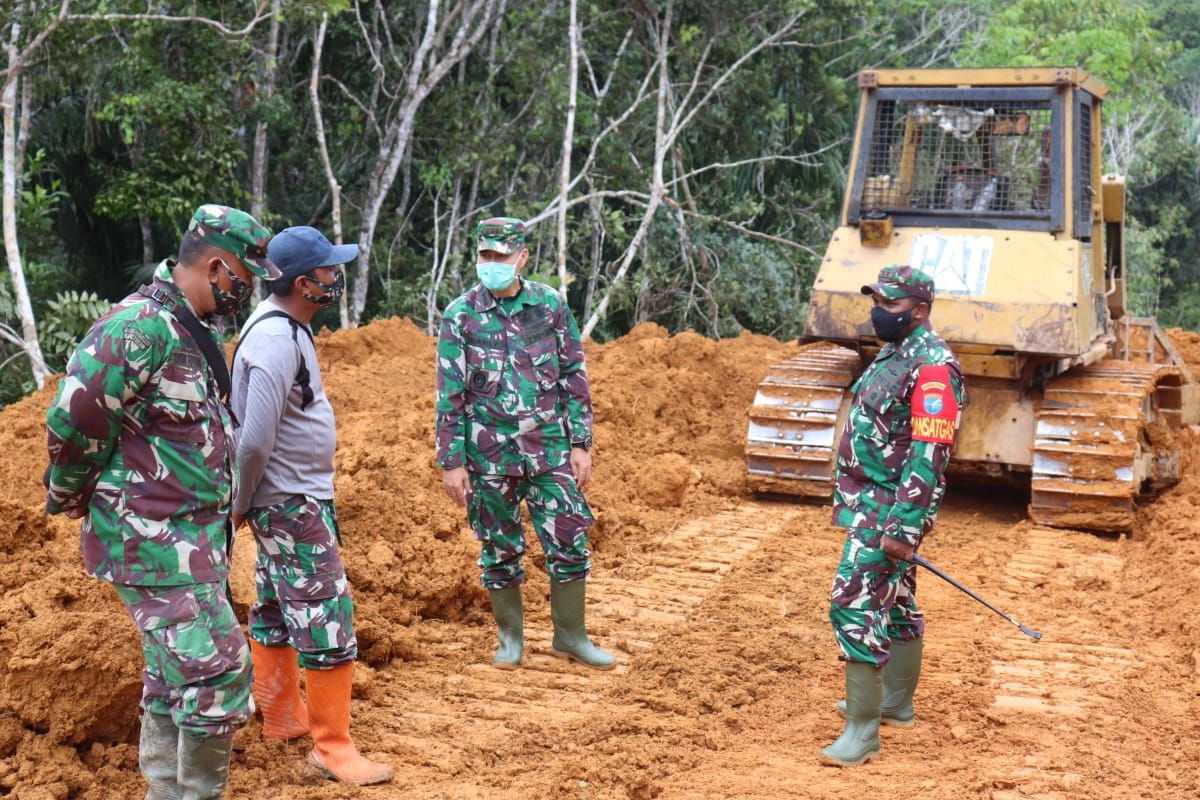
[{"xmin": 1, "ymin": 0, "xmax": 1197, "ymax": 405}]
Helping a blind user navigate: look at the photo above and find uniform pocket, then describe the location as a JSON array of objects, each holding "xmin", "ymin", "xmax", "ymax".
[
  {"xmin": 122, "ymin": 585, "xmax": 200, "ymax": 632},
  {"xmin": 149, "ymin": 363, "xmax": 209, "ymax": 443}
]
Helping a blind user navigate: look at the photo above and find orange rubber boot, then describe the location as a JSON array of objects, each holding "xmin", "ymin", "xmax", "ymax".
[
  {"xmin": 304, "ymin": 664, "xmax": 393, "ymax": 785},
  {"xmin": 249, "ymin": 641, "xmax": 310, "ymax": 742}
]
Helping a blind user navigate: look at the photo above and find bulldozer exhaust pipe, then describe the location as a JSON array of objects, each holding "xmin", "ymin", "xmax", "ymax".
[{"xmin": 912, "ymin": 555, "xmax": 1042, "ymax": 641}]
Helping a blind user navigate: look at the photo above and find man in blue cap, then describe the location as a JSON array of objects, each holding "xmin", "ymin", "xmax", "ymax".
[{"xmin": 230, "ymin": 226, "xmax": 392, "ymax": 786}]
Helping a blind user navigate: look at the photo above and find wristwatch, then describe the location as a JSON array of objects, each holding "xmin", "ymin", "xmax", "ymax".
[{"xmin": 571, "ymin": 435, "xmax": 593, "ymax": 451}]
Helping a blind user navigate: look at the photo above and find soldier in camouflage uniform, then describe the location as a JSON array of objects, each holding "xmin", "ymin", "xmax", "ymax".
[
  {"xmin": 45, "ymin": 205, "xmax": 280, "ymax": 799},
  {"xmin": 231, "ymin": 226, "xmax": 391, "ymax": 785},
  {"xmin": 821, "ymin": 265, "xmax": 964, "ymax": 767},
  {"xmin": 436, "ymin": 217, "xmax": 614, "ymax": 671}
]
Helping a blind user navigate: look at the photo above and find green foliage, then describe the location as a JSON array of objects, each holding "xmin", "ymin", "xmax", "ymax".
[
  {"xmin": 1, "ymin": 0, "xmax": 1197, "ymax": 407},
  {"xmin": 37, "ymin": 290, "xmax": 111, "ymax": 372}
]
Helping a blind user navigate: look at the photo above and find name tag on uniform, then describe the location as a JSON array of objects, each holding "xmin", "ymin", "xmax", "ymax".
[
  {"xmin": 515, "ymin": 307, "xmax": 555, "ymax": 344},
  {"xmin": 169, "ymin": 350, "xmax": 205, "ymax": 372},
  {"xmin": 911, "ymin": 364, "xmax": 959, "ymax": 444}
]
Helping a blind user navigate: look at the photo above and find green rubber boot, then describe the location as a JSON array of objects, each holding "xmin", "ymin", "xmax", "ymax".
[
  {"xmin": 177, "ymin": 732, "xmax": 234, "ymax": 800},
  {"xmin": 549, "ymin": 579, "xmax": 615, "ymax": 670},
  {"xmin": 836, "ymin": 637, "xmax": 923, "ymax": 727},
  {"xmin": 820, "ymin": 662, "xmax": 882, "ymax": 766},
  {"xmin": 488, "ymin": 586, "xmax": 524, "ymax": 670},
  {"xmin": 139, "ymin": 712, "xmax": 180, "ymax": 800}
]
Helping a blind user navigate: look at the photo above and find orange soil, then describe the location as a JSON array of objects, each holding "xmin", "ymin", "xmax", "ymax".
[{"xmin": 0, "ymin": 320, "xmax": 1196, "ymax": 799}]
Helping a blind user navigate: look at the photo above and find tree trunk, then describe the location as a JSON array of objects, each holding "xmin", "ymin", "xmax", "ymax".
[
  {"xmin": 309, "ymin": 12, "xmax": 350, "ymax": 329},
  {"xmin": 555, "ymin": 0, "xmax": 578, "ymax": 299},
  {"xmin": 2, "ymin": 69, "xmax": 48, "ymax": 387},
  {"xmin": 249, "ymin": 0, "xmax": 282, "ymax": 301}
]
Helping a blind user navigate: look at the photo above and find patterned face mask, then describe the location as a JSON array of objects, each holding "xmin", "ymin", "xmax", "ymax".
[
  {"xmin": 301, "ymin": 269, "xmax": 345, "ymax": 306},
  {"xmin": 212, "ymin": 258, "xmax": 253, "ymax": 315}
]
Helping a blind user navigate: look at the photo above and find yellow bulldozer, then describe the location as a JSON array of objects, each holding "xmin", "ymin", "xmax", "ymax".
[{"xmin": 746, "ymin": 67, "xmax": 1200, "ymax": 532}]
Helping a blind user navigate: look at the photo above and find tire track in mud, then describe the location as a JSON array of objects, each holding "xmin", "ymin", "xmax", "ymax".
[
  {"xmin": 986, "ymin": 527, "xmax": 1139, "ymax": 800},
  {"xmin": 372, "ymin": 503, "xmax": 800, "ymax": 771}
]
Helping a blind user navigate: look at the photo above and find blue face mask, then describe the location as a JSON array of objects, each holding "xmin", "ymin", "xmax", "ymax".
[{"xmin": 477, "ymin": 261, "xmax": 517, "ymax": 292}]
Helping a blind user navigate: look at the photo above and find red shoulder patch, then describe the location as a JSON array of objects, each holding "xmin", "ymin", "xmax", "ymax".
[{"xmin": 910, "ymin": 364, "xmax": 959, "ymax": 444}]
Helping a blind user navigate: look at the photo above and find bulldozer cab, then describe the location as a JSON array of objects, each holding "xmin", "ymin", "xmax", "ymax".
[{"xmin": 807, "ymin": 69, "xmax": 1119, "ymax": 356}]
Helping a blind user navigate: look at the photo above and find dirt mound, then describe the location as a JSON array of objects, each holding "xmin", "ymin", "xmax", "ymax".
[
  {"xmin": 0, "ymin": 317, "xmax": 795, "ymax": 797},
  {"xmin": 3, "ymin": 318, "xmax": 1198, "ymax": 798}
]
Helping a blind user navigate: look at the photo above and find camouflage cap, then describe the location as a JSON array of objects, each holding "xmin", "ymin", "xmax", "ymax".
[
  {"xmin": 476, "ymin": 216, "xmax": 527, "ymax": 255},
  {"xmin": 187, "ymin": 204, "xmax": 281, "ymax": 279},
  {"xmin": 861, "ymin": 264, "xmax": 935, "ymax": 303}
]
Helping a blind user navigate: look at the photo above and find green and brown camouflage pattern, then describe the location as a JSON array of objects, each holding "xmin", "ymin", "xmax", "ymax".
[
  {"xmin": 435, "ymin": 279, "xmax": 592, "ymax": 475},
  {"xmin": 828, "ymin": 527, "xmax": 924, "ymax": 666},
  {"xmin": 475, "ymin": 216, "xmax": 527, "ymax": 255},
  {"xmin": 45, "ymin": 260, "xmax": 237, "ymax": 586},
  {"xmin": 860, "ymin": 264, "xmax": 935, "ymax": 302},
  {"xmin": 468, "ymin": 461, "xmax": 594, "ymax": 589},
  {"xmin": 247, "ymin": 495, "xmax": 356, "ymax": 668},
  {"xmin": 112, "ymin": 581, "xmax": 253, "ymax": 739},
  {"xmin": 188, "ymin": 203, "xmax": 280, "ymax": 279},
  {"xmin": 831, "ymin": 321, "xmax": 964, "ymax": 546}
]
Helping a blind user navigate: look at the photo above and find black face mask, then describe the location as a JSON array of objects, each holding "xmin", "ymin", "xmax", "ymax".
[
  {"xmin": 211, "ymin": 258, "xmax": 253, "ymax": 316},
  {"xmin": 871, "ymin": 306, "xmax": 913, "ymax": 342}
]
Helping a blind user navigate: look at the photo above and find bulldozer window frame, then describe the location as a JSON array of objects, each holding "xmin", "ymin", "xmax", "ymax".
[{"xmin": 849, "ymin": 87, "xmax": 1065, "ymax": 232}]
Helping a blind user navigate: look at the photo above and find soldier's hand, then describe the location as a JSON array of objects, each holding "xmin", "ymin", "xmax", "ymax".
[
  {"xmin": 570, "ymin": 447, "xmax": 592, "ymax": 488},
  {"xmin": 442, "ymin": 467, "xmax": 471, "ymax": 508},
  {"xmin": 65, "ymin": 507, "xmax": 87, "ymax": 520},
  {"xmin": 881, "ymin": 534, "xmax": 915, "ymax": 563}
]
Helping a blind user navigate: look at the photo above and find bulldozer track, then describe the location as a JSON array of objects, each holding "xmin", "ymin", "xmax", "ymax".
[
  {"xmin": 745, "ymin": 347, "xmax": 861, "ymax": 498},
  {"xmin": 1029, "ymin": 361, "xmax": 1184, "ymax": 532},
  {"xmin": 373, "ymin": 504, "xmax": 799, "ymax": 761},
  {"xmin": 986, "ymin": 527, "xmax": 1139, "ymax": 799}
]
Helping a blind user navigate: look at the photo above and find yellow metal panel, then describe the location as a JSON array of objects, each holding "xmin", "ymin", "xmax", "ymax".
[
  {"xmin": 1101, "ymin": 176, "xmax": 1125, "ymax": 223},
  {"xmin": 806, "ymin": 226, "xmax": 1095, "ymax": 356},
  {"xmin": 954, "ymin": 379, "xmax": 1035, "ymax": 466},
  {"xmin": 859, "ymin": 68, "xmax": 1108, "ymax": 98}
]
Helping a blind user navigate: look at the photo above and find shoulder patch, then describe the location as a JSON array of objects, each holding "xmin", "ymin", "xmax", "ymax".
[
  {"xmin": 123, "ymin": 321, "xmax": 152, "ymax": 351},
  {"xmin": 910, "ymin": 363, "xmax": 959, "ymax": 444}
]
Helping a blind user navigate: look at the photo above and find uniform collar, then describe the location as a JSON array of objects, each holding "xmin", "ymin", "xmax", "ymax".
[
  {"xmin": 150, "ymin": 259, "xmax": 207, "ymax": 323},
  {"xmin": 893, "ymin": 320, "xmax": 934, "ymax": 358},
  {"xmin": 468, "ymin": 277, "xmax": 532, "ymax": 313}
]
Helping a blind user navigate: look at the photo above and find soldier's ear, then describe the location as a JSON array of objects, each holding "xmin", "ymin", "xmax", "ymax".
[{"xmin": 914, "ymin": 300, "xmax": 930, "ymax": 321}]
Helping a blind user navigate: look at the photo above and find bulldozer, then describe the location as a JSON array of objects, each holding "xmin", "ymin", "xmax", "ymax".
[{"xmin": 745, "ymin": 67, "xmax": 1200, "ymax": 532}]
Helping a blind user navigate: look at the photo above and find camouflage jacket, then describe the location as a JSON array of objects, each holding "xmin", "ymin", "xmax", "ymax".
[
  {"xmin": 832, "ymin": 322, "xmax": 964, "ymax": 546},
  {"xmin": 435, "ymin": 279, "xmax": 592, "ymax": 476},
  {"xmin": 45, "ymin": 260, "xmax": 237, "ymax": 586}
]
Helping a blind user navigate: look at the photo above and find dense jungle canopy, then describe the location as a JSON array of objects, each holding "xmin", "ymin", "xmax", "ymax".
[{"xmin": 1, "ymin": 0, "xmax": 1197, "ymax": 404}]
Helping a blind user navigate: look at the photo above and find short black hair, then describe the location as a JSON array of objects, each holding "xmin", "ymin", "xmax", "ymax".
[
  {"xmin": 268, "ymin": 276, "xmax": 296, "ymax": 297},
  {"xmin": 178, "ymin": 229, "xmax": 219, "ymax": 266}
]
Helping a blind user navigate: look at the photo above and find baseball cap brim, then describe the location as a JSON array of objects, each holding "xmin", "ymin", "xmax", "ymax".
[
  {"xmin": 861, "ymin": 282, "xmax": 908, "ymax": 299},
  {"xmin": 478, "ymin": 238, "xmax": 522, "ymax": 255},
  {"xmin": 317, "ymin": 243, "xmax": 359, "ymax": 267}
]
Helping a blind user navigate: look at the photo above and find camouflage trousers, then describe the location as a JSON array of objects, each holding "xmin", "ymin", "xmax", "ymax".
[
  {"xmin": 467, "ymin": 461, "xmax": 594, "ymax": 589},
  {"xmin": 247, "ymin": 495, "xmax": 357, "ymax": 669},
  {"xmin": 111, "ymin": 580, "xmax": 253, "ymax": 739},
  {"xmin": 828, "ymin": 527, "xmax": 925, "ymax": 667}
]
